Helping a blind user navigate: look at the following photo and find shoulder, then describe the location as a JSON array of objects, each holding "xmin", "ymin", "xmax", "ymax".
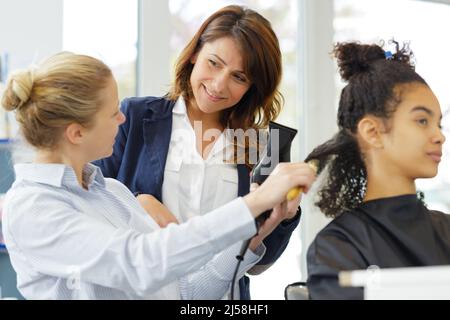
[
  {"xmin": 103, "ymin": 178, "xmax": 151, "ymax": 220},
  {"xmin": 121, "ymin": 95, "xmax": 165, "ymax": 110},
  {"xmin": 104, "ymin": 178, "xmax": 136, "ymax": 202},
  {"xmin": 121, "ymin": 96, "xmax": 176, "ymax": 120},
  {"xmin": 316, "ymin": 210, "xmax": 367, "ymax": 240},
  {"xmin": 3, "ymin": 181, "xmax": 75, "ymax": 232},
  {"xmin": 4, "ymin": 180, "xmax": 73, "ymax": 211},
  {"xmin": 428, "ymin": 208, "xmax": 450, "ymax": 219},
  {"xmin": 308, "ymin": 210, "xmax": 367, "ymax": 259},
  {"xmin": 428, "ymin": 208, "xmax": 450, "ymax": 231}
]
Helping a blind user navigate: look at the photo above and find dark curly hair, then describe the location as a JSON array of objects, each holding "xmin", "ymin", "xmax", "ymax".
[{"xmin": 305, "ymin": 40, "xmax": 427, "ymax": 218}]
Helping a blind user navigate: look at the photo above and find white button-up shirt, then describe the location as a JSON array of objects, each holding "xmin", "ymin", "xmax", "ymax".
[
  {"xmin": 162, "ymin": 97, "xmax": 265, "ymax": 299},
  {"xmin": 2, "ymin": 163, "xmax": 258, "ymax": 300},
  {"xmin": 163, "ymin": 97, "xmax": 241, "ymax": 220}
]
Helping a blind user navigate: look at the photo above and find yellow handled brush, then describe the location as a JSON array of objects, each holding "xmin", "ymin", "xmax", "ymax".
[{"xmin": 286, "ymin": 160, "xmax": 319, "ymax": 201}]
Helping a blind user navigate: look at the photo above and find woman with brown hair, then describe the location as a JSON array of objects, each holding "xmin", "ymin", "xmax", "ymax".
[{"xmin": 95, "ymin": 5, "xmax": 304, "ymax": 299}]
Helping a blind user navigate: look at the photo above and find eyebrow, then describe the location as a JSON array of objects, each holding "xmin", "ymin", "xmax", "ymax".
[
  {"xmin": 211, "ymin": 54, "xmax": 246, "ymax": 75},
  {"xmin": 410, "ymin": 106, "xmax": 442, "ymax": 120}
]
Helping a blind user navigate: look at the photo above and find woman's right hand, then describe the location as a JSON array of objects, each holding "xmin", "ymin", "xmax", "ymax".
[
  {"xmin": 243, "ymin": 162, "xmax": 316, "ymax": 218},
  {"xmin": 136, "ymin": 194, "xmax": 179, "ymax": 228}
]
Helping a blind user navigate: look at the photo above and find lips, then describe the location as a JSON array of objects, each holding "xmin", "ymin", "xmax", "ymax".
[
  {"xmin": 427, "ymin": 151, "xmax": 442, "ymax": 163},
  {"xmin": 203, "ymin": 84, "xmax": 224, "ymax": 102}
]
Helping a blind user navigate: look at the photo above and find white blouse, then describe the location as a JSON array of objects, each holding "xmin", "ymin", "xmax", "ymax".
[
  {"xmin": 162, "ymin": 97, "xmax": 240, "ymax": 221},
  {"xmin": 162, "ymin": 97, "xmax": 265, "ymax": 299}
]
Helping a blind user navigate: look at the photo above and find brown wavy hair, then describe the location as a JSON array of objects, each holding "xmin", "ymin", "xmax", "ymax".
[{"xmin": 167, "ymin": 5, "xmax": 283, "ymax": 166}]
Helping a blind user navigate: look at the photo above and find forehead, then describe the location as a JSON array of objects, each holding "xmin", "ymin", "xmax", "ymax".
[
  {"xmin": 97, "ymin": 77, "xmax": 118, "ymax": 107},
  {"xmin": 100, "ymin": 76, "xmax": 117, "ymax": 97},
  {"xmin": 200, "ymin": 37, "xmax": 244, "ymax": 63},
  {"xmin": 395, "ymin": 83, "xmax": 441, "ymax": 116}
]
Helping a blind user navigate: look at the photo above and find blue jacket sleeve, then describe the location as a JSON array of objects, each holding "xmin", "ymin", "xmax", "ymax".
[
  {"xmin": 257, "ymin": 208, "xmax": 301, "ymax": 265},
  {"xmin": 93, "ymin": 99, "xmax": 131, "ymax": 178}
]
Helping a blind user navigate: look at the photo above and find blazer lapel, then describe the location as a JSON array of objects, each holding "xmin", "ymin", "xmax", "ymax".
[{"xmin": 141, "ymin": 99, "xmax": 176, "ymax": 201}]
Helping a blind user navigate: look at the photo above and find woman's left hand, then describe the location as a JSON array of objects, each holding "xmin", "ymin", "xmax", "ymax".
[{"xmin": 248, "ymin": 184, "xmax": 301, "ymax": 252}]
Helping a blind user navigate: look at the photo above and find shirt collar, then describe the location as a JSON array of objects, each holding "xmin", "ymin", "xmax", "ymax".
[
  {"xmin": 83, "ymin": 163, "xmax": 106, "ymax": 187},
  {"xmin": 172, "ymin": 96, "xmax": 244, "ymax": 162},
  {"xmin": 172, "ymin": 96, "xmax": 188, "ymax": 116},
  {"xmin": 14, "ymin": 163, "xmax": 105, "ymax": 189}
]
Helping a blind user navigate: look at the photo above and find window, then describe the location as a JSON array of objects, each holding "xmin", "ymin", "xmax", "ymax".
[{"xmin": 63, "ymin": 0, "xmax": 138, "ymax": 99}]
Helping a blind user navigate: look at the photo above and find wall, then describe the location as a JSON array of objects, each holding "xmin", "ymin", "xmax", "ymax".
[
  {"xmin": 0, "ymin": 0, "xmax": 63, "ymax": 299},
  {"xmin": 297, "ymin": 0, "xmax": 336, "ymax": 281},
  {"xmin": 0, "ymin": 0, "xmax": 63, "ymax": 71},
  {"xmin": 137, "ymin": 0, "xmax": 171, "ymax": 96}
]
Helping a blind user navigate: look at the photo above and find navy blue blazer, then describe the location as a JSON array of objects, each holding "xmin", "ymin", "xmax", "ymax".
[{"xmin": 94, "ymin": 96, "xmax": 301, "ymax": 300}]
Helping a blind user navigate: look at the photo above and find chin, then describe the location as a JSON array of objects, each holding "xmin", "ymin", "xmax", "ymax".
[
  {"xmin": 418, "ymin": 169, "xmax": 438, "ymax": 179},
  {"xmin": 105, "ymin": 150, "xmax": 114, "ymax": 158},
  {"xmin": 98, "ymin": 149, "xmax": 114, "ymax": 160},
  {"xmin": 429, "ymin": 170, "xmax": 439, "ymax": 178},
  {"xmin": 198, "ymin": 103, "xmax": 217, "ymax": 114}
]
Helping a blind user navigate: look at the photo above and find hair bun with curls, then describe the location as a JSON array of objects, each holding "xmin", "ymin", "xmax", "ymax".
[
  {"xmin": 1, "ymin": 69, "xmax": 34, "ymax": 111},
  {"xmin": 333, "ymin": 40, "xmax": 415, "ymax": 82},
  {"xmin": 333, "ymin": 42, "xmax": 386, "ymax": 81}
]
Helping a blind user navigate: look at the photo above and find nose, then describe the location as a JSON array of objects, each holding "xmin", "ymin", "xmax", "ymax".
[
  {"xmin": 433, "ymin": 126, "xmax": 446, "ymax": 145},
  {"xmin": 210, "ymin": 71, "xmax": 227, "ymax": 94},
  {"xmin": 440, "ymin": 130, "xmax": 447, "ymax": 144}
]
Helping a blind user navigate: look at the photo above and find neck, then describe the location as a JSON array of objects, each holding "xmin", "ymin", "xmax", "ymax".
[
  {"xmin": 34, "ymin": 148, "xmax": 87, "ymax": 189},
  {"xmin": 186, "ymin": 97, "xmax": 225, "ymax": 160},
  {"xmin": 364, "ymin": 162, "xmax": 416, "ymax": 201},
  {"xmin": 186, "ymin": 98, "xmax": 223, "ymax": 130}
]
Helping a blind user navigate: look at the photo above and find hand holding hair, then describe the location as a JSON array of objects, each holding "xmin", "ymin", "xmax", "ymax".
[
  {"xmin": 286, "ymin": 160, "xmax": 319, "ymax": 200},
  {"xmin": 243, "ymin": 162, "xmax": 317, "ymax": 219}
]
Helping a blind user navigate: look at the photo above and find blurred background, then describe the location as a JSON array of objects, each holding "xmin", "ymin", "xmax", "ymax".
[{"xmin": 1, "ymin": 0, "xmax": 449, "ymax": 299}]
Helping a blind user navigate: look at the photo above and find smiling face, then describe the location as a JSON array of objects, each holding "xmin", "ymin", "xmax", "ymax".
[
  {"xmin": 189, "ymin": 37, "xmax": 251, "ymax": 116},
  {"xmin": 379, "ymin": 83, "xmax": 446, "ymax": 179}
]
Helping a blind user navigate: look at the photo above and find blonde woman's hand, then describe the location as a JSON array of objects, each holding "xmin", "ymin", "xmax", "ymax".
[{"xmin": 136, "ymin": 194, "xmax": 179, "ymax": 228}]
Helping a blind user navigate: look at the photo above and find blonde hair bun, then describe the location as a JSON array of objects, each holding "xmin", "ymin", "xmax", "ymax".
[
  {"xmin": 2, "ymin": 70, "xmax": 34, "ymax": 111},
  {"xmin": 1, "ymin": 52, "xmax": 112, "ymax": 149}
]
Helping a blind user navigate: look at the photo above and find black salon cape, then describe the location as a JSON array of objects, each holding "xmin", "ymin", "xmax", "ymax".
[{"xmin": 307, "ymin": 194, "xmax": 450, "ymax": 299}]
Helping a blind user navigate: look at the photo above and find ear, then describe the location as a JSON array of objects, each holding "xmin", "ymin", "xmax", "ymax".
[
  {"xmin": 357, "ymin": 116, "xmax": 385, "ymax": 149},
  {"xmin": 190, "ymin": 52, "xmax": 199, "ymax": 64},
  {"xmin": 64, "ymin": 123, "xmax": 85, "ymax": 145}
]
